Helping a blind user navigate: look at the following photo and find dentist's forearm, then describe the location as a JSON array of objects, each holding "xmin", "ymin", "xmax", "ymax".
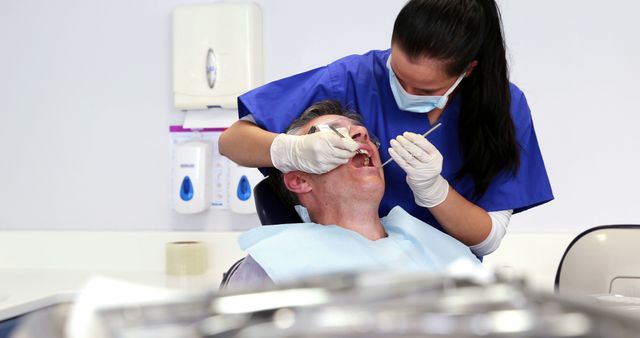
[
  {"xmin": 428, "ymin": 186, "xmax": 492, "ymax": 246},
  {"xmin": 219, "ymin": 120, "xmax": 277, "ymax": 167}
]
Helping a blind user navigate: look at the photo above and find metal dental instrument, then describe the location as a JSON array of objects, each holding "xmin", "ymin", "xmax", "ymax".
[
  {"xmin": 381, "ymin": 122, "xmax": 443, "ymax": 167},
  {"xmin": 311, "ymin": 124, "xmax": 346, "ymax": 138},
  {"xmin": 328, "ymin": 125, "xmax": 346, "ymax": 138}
]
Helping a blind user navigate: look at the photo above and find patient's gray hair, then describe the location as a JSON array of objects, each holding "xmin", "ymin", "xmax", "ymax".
[
  {"xmin": 285, "ymin": 100, "xmax": 365, "ymax": 136},
  {"xmin": 269, "ymin": 100, "xmax": 365, "ymax": 209}
]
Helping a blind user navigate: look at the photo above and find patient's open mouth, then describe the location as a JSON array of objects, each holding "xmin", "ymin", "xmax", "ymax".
[{"xmin": 352, "ymin": 149, "xmax": 373, "ymax": 168}]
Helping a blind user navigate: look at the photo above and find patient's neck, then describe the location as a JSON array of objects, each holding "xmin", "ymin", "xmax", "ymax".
[{"xmin": 308, "ymin": 202, "xmax": 385, "ymax": 241}]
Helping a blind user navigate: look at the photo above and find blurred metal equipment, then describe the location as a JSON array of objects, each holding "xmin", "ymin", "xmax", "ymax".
[{"xmin": 90, "ymin": 272, "xmax": 640, "ymax": 338}]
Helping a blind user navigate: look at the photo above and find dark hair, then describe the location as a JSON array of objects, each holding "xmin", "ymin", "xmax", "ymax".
[
  {"xmin": 269, "ymin": 100, "xmax": 365, "ymax": 208},
  {"xmin": 392, "ymin": 0, "xmax": 519, "ymax": 199}
]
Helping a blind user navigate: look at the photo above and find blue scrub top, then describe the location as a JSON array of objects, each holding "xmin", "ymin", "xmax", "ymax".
[{"xmin": 238, "ymin": 49, "xmax": 553, "ymax": 232}]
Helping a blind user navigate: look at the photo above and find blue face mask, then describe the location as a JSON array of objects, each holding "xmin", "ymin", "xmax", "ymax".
[{"xmin": 387, "ymin": 56, "xmax": 466, "ymax": 113}]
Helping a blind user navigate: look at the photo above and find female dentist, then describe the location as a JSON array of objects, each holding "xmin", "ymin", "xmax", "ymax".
[{"xmin": 219, "ymin": 0, "xmax": 553, "ymax": 257}]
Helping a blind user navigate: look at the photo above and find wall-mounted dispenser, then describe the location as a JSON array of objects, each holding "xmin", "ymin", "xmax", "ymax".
[
  {"xmin": 172, "ymin": 141, "xmax": 213, "ymax": 214},
  {"xmin": 228, "ymin": 163, "xmax": 264, "ymax": 214},
  {"xmin": 173, "ymin": 3, "xmax": 263, "ymax": 110}
]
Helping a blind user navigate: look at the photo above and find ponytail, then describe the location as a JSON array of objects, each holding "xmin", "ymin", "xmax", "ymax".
[{"xmin": 457, "ymin": 0, "xmax": 519, "ymax": 198}]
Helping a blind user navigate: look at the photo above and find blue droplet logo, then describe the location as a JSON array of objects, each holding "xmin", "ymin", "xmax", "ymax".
[
  {"xmin": 236, "ymin": 175, "xmax": 252, "ymax": 201},
  {"xmin": 180, "ymin": 176, "xmax": 194, "ymax": 201}
]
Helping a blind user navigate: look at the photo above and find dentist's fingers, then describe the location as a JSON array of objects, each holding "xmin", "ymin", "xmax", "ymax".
[
  {"xmin": 389, "ymin": 139, "xmax": 414, "ymax": 165},
  {"xmin": 403, "ymin": 132, "xmax": 439, "ymax": 155},
  {"xmin": 395, "ymin": 135, "xmax": 432, "ymax": 163},
  {"xmin": 388, "ymin": 147, "xmax": 407, "ymax": 167},
  {"xmin": 389, "ymin": 139, "xmax": 422, "ymax": 171},
  {"xmin": 331, "ymin": 147, "xmax": 358, "ymax": 160},
  {"xmin": 272, "ymin": 131, "xmax": 357, "ymax": 174},
  {"xmin": 390, "ymin": 137, "xmax": 429, "ymax": 168},
  {"xmin": 334, "ymin": 136, "xmax": 360, "ymax": 152}
]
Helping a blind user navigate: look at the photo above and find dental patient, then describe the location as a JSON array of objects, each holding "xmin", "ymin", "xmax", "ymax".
[{"xmin": 225, "ymin": 100, "xmax": 482, "ymax": 289}]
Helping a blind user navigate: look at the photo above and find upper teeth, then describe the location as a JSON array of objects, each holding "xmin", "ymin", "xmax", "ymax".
[
  {"xmin": 356, "ymin": 149, "xmax": 371, "ymax": 166},
  {"xmin": 356, "ymin": 149, "xmax": 370, "ymax": 157}
]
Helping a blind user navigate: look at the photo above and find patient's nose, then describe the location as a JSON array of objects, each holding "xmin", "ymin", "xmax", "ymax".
[{"xmin": 349, "ymin": 125, "xmax": 369, "ymax": 143}]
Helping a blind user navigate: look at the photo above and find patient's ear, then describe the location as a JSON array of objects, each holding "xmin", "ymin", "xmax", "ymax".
[{"xmin": 283, "ymin": 171, "xmax": 312, "ymax": 193}]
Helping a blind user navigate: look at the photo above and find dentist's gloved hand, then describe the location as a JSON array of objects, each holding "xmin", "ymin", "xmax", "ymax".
[
  {"xmin": 389, "ymin": 132, "xmax": 449, "ymax": 208},
  {"xmin": 270, "ymin": 132, "xmax": 360, "ymax": 174}
]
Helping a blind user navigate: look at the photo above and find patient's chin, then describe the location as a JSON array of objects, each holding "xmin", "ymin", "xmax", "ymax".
[
  {"xmin": 356, "ymin": 180, "xmax": 385, "ymax": 200},
  {"xmin": 319, "ymin": 163, "xmax": 384, "ymax": 201}
]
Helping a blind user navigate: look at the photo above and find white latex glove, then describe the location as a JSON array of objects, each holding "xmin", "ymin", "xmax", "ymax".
[
  {"xmin": 388, "ymin": 131, "xmax": 449, "ymax": 208},
  {"xmin": 270, "ymin": 131, "xmax": 359, "ymax": 174}
]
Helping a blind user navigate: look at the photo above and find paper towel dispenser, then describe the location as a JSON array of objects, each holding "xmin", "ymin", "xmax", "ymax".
[{"xmin": 173, "ymin": 3, "xmax": 263, "ymax": 110}]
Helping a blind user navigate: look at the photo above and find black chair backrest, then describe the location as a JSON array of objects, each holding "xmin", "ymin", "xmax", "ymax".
[{"xmin": 253, "ymin": 177, "xmax": 302, "ymax": 225}]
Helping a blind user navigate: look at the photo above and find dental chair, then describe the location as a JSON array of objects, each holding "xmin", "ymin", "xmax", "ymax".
[
  {"xmin": 555, "ymin": 225, "xmax": 640, "ymax": 298},
  {"xmin": 220, "ymin": 175, "xmax": 302, "ymax": 289},
  {"xmin": 253, "ymin": 175, "xmax": 302, "ymax": 226}
]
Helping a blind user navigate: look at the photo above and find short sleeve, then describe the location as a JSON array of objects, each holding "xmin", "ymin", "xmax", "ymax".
[
  {"xmin": 238, "ymin": 66, "xmax": 343, "ymax": 133},
  {"xmin": 476, "ymin": 85, "xmax": 554, "ymax": 213}
]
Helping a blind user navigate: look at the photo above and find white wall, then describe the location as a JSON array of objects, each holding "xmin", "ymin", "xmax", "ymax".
[
  {"xmin": 499, "ymin": 0, "xmax": 640, "ymax": 232},
  {"xmin": 0, "ymin": 0, "xmax": 639, "ymax": 232}
]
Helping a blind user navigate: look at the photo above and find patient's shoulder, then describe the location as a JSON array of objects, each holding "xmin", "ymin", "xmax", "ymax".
[{"xmin": 225, "ymin": 255, "xmax": 274, "ymax": 290}]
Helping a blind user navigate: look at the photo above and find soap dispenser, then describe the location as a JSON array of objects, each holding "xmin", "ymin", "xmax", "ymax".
[
  {"xmin": 172, "ymin": 140, "xmax": 213, "ymax": 214},
  {"xmin": 228, "ymin": 163, "xmax": 264, "ymax": 214}
]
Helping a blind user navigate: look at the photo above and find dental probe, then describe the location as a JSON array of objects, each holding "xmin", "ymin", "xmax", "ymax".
[
  {"xmin": 327, "ymin": 125, "xmax": 345, "ymax": 138},
  {"xmin": 312, "ymin": 124, "xmax": 345, "ymax": 138},
  {"xmin": 381, "ymin": 122, "xmax": 443, "ymax": 167}
]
